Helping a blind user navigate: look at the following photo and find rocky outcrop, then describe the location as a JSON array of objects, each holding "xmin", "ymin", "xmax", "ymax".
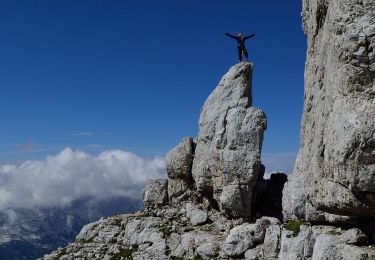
[
  {"xmin": 192, "ymin": 63, "xmax": 266, "ymax": 218},
  {"xmin": 40, "ymin": 63, "xmax": 272, "ymax": 260},
  {"xmin": 166, "ymin": 137, "xmax": 195, "ymax": 204},
  {"xmin": 142, "ymin": 179, "xmax": 168, "ymax": 209},
  {"xmin": 40, "ymin": 3, "xmax": 375, "ymax": 256},
  {"xmin": 41, "ymin": 59, "xmax": 375, "ymax": 260},
  {"xmin": 283, "ymin": 0, "xmax": 375, "ymax": 221},
  {"xmin": 41, "ymin": 213, "xmax": 375, "ymax": 259}
]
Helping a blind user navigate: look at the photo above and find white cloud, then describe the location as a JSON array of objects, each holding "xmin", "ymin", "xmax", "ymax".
[
  {"xmin": 261, "ymin": 152, "xmax": 297, "ymax": 175},
  {"xmin": 0, "ymin": 148, "xmax": 166, "ymax": 210}
]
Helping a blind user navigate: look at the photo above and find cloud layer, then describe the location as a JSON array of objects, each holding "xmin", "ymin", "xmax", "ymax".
[{"xmin": 0, "ymin": 148, "xmax": 165, "ymax": 210}]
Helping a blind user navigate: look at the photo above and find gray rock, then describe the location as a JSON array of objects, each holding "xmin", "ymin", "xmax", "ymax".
[
  {"xmin": 166, "ymin": 137, "xmax": 194, "ymax": 180},
  {"xmin": 244, "ymin": 244, "xmax": 264, "ymax": 260},
  {"xmin": 41, "ymin": 213, "xmax": 169, "ymax": 260},
  {"xmin": 264, "ymin": 223, "xmax": 281, "ymax": 258},
  {"xmin": 186, "ymin": 203, "xmax": 208, "ymax": 226},
  {"xmin": 196, "ymin": 242, "xmax": 220, "ymax": 259},
  {"xmin": 166, "ymin": 137, "xmax": 195, "ymax": 204},
  {"xmin": 312, "ymin": 233, "xmax": 343, "ymax": 260},
  {"xmin": 223, "ymin": 217, "xmax": 273, "ymax": 256},
  {"xmin": 340, "ymin": 228, "xmax": 368, "ymax": 244},
  {"xmin": 282, "ymin": 157, "xmax": 308, "ymax": 221},
  {"xmin": 284, "ymin": 0, "xmax": 375, "ymax": 219},
  {"xmin": 223, "ymin": 223, "xmax": 259, "ymax": 256},
  {"xmin": 142, "ymin": 179, "xmax": 168, "ymax": 209},
  {"xmin": 192, "ymin": 62, "xmax": 267, "ymax": 217},
  {"xmin": 278, "ymin": 225, "xmax": 336, "ymax": 260},
  {"xmin": 311, "ymin": 229, "xmax": 375, "ymax": 260},
  {"xmin": 342, "ymin": 245, "xmax": 375, "ymax": 260},
  {"xmin": 220, "ymin": 184, "xmax": 253, "ymax": 217},
  {"xmin": 169, "ymin": 230, "xmax": 220, "ymax": 259},
  {"xmin": 279, "ymin": 225, "xmax": 311, "ymax": 260}
]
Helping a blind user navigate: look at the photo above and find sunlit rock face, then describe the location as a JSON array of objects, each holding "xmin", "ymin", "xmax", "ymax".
[
  {"xmin": 283, "ymin": 0, "xmax": 375, "ymax": 220},
  {"xmin": 192, "ymin": 62, "xmax": 267, "ymax": 218}
]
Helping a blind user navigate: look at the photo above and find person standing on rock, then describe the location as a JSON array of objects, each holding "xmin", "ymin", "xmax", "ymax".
[{"xmin": 225, "ymin": 32, "xmax": 255, "ymax": 62}]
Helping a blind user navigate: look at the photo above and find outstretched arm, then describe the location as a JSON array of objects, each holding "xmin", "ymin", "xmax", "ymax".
[
  {"xmin": 244, "ymin": 34, "xmax": 255, "ymax": 40},
  {"xmin": 225, "ymin": 33, "xmax": 237, "ymax": 39}
]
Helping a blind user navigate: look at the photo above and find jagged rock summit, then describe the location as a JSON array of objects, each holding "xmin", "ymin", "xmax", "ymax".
[
  {"xmin": 192, "ymin": 62, "xmax": 266, "ymax": 218},
  {"xmin": 145, "ymin": 62, "xmax": 267, "ymax": 220}
]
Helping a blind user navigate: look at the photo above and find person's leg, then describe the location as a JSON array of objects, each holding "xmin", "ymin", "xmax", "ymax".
[
  {"xmin": 243, "ymin": 48, "xmax": 248, "ymax": 61},
  {"xmin": 238, "ymin": 46, "xmax": 242, "ymax": 62}
]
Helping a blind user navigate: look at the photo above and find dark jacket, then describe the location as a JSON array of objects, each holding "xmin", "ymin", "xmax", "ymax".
[{"xmin": 225, "ymin": 33, "xmax": 255, "ymax": 48}]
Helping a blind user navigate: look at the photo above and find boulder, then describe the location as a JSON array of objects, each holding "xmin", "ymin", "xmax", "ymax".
[
  {"xmin": 341, "ymin": 245, "xmax": 375, "ymax": 260},
  {"xmin": 142, "ymin": 179, "xmax": 168, "ymax": 209},
  {"xmin": 192, "ymin": 62, "xmax": 267, "ymax": 217},
  {"xmin": 185, "ymin": 203, "xmax": 208, "ymax": 226},
  {"xmin": 166, "ymin": 137, "xmax": 195, "ymax": 203},
  {"xmin": 263, "ymin": 222, "xmax": 281, "ymax": 258},
  {"xmin": 312, "ymin": 233, "xmax": 343, "ymax": 260},
  {"xmin": 310, "ymin": 227, "xmax": 375, "ymax": 260},
  {"xmin": 278, "ymin": 224, "xmax": 337, "ymax": 260},
  {"xmin": 166, "ymin": 137, "xmax": 194, "ymax": 180},
  {"xmin": 169, "ymin": 231, "xmax": 220, "ymax": 259},
  {"xmin": 223, "ymin": 217, "xmax": 276, "ymax": 256},
  {"xmin": 244, "ymin": 244, "xmax": 264, "ymax": 260}
]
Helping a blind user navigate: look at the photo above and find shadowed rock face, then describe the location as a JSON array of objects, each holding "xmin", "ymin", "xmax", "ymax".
[
  {"xmin": 284, "ymin": 0, "xmax": 375, "ymax": 220},
  {"xmin": 191, "ymin": 62, "xmax": 267, "ymax": 218},
  {"xmin": 253, "ymin": 168, "xmax": 288, "ymax": 221}
]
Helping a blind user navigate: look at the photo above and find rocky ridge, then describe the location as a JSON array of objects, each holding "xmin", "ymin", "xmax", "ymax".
[
  {"xmin": 39, "ymin": 2, "xmax": 375, "ymax": 258},
  {"xmin": 42, "ymin": 58, "xmax": 374, "ymax": 260}
]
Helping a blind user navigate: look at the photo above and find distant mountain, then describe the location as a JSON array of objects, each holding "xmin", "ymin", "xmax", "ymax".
[{"xmin": 0, "ymin": 197, "xmax": 142, "ymax": 260}]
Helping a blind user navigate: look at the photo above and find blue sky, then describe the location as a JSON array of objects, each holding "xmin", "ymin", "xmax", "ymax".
[{"xmin": 0, "ymin": 1, "xmax": 305, "ymax": 173}]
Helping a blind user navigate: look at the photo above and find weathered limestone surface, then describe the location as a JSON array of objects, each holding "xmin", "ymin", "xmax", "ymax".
[
  {"xmin": 312, "ymin": 228, "xmax": 375, "ymax": 260},
  {"xmin": 283, "ymin": 0, "xmax": 375, "ymax": 220},
  {"xmin": 222, "ymin": 217, "xmax": 278, "ymax": 257},
  {"xmin": 142, "ymin": 179, "xmax": 168, "ymax": 209},
  {"xmin": 192, "ymin": 62, "xmax": 267, "ymax": 218},
  {"xmin": 41, "ymin": 214, "xmax": 375, "ymax": 260},
  {"xmin": 166, "ymin": 137, "xmax": 195, "ymax": 204}
]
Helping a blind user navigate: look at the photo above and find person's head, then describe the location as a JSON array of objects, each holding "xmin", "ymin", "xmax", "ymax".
[{"xmin": 237, "ymin": 33, "xmax": 243, "ymax": 38}]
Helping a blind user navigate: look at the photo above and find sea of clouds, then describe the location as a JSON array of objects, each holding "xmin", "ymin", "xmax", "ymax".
[{"xmin": 0, "ymin": 148, "xmax": 166, "ymax": 210}]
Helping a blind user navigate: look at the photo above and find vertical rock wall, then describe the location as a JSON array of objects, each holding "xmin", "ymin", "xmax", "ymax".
[{"xmin": 283, "ymin": 0, "xmax": 375, "ymax": 220}]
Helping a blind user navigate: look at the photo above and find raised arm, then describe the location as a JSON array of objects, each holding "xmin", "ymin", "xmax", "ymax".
[
  {"xmin": 225, "ymin": 33, "xmax": 237, "ymax": 39},
  {"xmin": 244, "ymin": 34, "xmax": 255, "ymax": 40}
]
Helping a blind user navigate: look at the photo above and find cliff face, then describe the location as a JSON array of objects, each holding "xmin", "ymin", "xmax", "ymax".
[{"xmin": 283, "ymin": 0, "xmax": 375, "ymax": 221}]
